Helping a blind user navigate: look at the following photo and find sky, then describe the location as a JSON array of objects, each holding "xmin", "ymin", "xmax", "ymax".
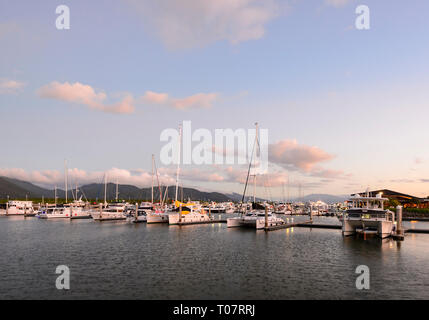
[{"xmin": 1, "ymin": 0, "xmax": 429, "ymax": 199}]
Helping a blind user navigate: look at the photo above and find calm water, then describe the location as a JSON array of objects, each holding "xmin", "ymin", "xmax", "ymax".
[{"xmin": 1, "ymin": 216, "xmax": 429, "ymax": 300}]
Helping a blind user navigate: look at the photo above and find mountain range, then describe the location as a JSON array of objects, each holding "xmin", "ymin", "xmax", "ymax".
[
  {"xmin": 0, "ymin": 176, "xmax": 347, "ymax": 203},
  {"xmin": 0, "ymin": 176, "xmax": 234, "ymax": 202}
]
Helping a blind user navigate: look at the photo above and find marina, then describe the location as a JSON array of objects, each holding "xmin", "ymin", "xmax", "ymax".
[
  {"xmin": 2, "ymin": 1, "xmax": 429, "ymax": 305},
  {"xmin": 1, "ymin": 215, "xmax": 429, "ymax": 300}
]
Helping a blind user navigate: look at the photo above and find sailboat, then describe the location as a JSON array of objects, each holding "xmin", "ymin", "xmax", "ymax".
[
  {"xmin": 227, "ymin": 123, "xmax": 284, "ymax": 230},
  {"xmin": 167, "ymin": 124, "xmax": 211, "ymax": 225},
  {"xmin": 91, "ymin": 173, "xmax": 127, "ymax": 221},
  {"xmin": 39, "ymin": 161, "xmax": 91, "ymax": 219},
  {"xmin": 146, "ymin": 155, "xmax": 172, "ymax": 224}
]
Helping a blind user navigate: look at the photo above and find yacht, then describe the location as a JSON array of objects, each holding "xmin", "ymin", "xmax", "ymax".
[
  {"xmin": 225, "ymin": 203, "xmax": 236, "ymax": 214},
  {"xmin": 146, "ymin": 206, "xmax": 171, "ymax": 224},
  {"xmin": 274, "ymin": 203, "xmax": 292, "ymax": 215},
  {"xmin": 0, "ymin": 201, "xmax": 35, "ymax": 216},
  {"xmin": 227, "ymin": 203, "xmax": 285, "ymax": 229},
  {"xmin": 209, "ymin": 203, "xmax": 227, "ymax": 214},
  {"xmin": 226, "ymin": 123, "xmax": 286, "ymax": 230},
  {"xmin": 341, "ymin": 192, "xmax": 395, "ymax": 239},
  {"xmin": 38, "ymin": 206, "xmax": 90, "ymax": 219},
  {"xmin": 127, "ymin": 204, "xmax": 148, "ymax": 223},
  {"xmin": 140, "ymin": 202, "xmax": 153, "ymax": 210},
  {"xmin": 91, "ymin": 203, "xmax": 127, "ymax": 221},
  {"xmin": 168, "ymin": 201, "xmax": 211, "ymax": 225}
]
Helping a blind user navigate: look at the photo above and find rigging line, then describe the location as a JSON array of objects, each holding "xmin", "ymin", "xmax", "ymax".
[
  {"xmin": 153, "ymin": 157, "xmax": 162, "ymax": 204},
  {"xmin": 241, "ymin": 130, "xmax": 257, "ymax": 206}
]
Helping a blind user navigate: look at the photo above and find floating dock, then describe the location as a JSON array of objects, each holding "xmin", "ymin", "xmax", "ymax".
[
  {"xmin": 264, "ymin": 220, "xmax": 313, "ymax": 231},
  {"xmin": 175, "ymin": 219, "xmax": 227, "ymax": 226},
  {"xmin": 94, "ymin": 217, "xmax": 127, "ymax": 222},
  {"xmin": 405, "ymin": 229, "xmax": 429, "ymax": 234},
  {"xmin": 296, "ymin": 223, "xmax": 342, "ymax": 230}
]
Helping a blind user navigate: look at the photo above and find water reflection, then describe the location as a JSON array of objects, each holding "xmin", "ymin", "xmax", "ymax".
[{"xmin": 0, "ymin": 216, "xmax": 428, "ymax": 299}]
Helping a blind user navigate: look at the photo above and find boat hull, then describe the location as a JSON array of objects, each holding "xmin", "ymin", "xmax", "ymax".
[
  {"xmin": 146, "ymin": 213, "xmax": 169, "ymax": 224},
  {"xmin": 168, "ymin": 213, "xmax": 211, "ymax": 225},
  {"xmin": 342, "ymin": 219, "xmax": 394, "ymax": 238}
]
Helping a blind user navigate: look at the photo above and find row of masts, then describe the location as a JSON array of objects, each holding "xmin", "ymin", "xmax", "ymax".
[{"xmin": 56, "ymin": 123, "xmax": 303, "ymax": 207}]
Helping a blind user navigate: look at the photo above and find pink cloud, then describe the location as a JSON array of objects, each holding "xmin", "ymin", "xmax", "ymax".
[
  {"xmin": 269, "ymin": 139, "xmax": 334, "ymax": 172},
  {"xmin": 37, "ymin": 81, "xmax": 135, "ymax": 114},
  {"xmin": 142, "ymin": 90, "xmax": 218, "ymax": 110}
]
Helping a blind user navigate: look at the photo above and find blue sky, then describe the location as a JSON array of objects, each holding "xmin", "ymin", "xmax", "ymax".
[{"xmin": 1, "ymin": 0, "xmax": 429, "ymax": 198}]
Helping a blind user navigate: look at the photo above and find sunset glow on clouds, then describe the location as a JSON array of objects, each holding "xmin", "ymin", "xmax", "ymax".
[
  {"xmin": 2, "ymin": 0, "xmax": 429, "ymax": 197},
  {"xmin": 37, "ymin": 82, "xmax": 135, "ymax": 114},
  {"xmin": 142, "ymin": 91, "xmax": 218, "ymax": 110}
]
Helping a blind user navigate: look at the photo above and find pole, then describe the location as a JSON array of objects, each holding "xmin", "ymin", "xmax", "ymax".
[
  {"xmin": 151, "ymin": 154, "xmax": 154, "ymax": 205},
  {"xmin": 396, "ymin": 205, "xmax": 403, "ymax": 235},
  {"xmin": 175, "ymin": 125, "xmax": 182, "ymax": 204},
  {"xmin": 104, "ymin": 173, "xmax": 107, "ymax": 206},
  {"xmin": 179, "ymin": 204, "xmax": 182, "ymax": 224},
  {"xmin": 265, "ymin": 205, "xmax": 268, "ymax": 229},
  {"xmin": 65, "ymin": 159, "xmax": 68, "ymax": 204},
  {"xmin": 135, "ymin": 203, "xmax": 138, "ymax": 222},
  {"xmin": 6, "ymin": 201, "xmax": 9, "ymax": 216},
  {"xmin": 116, "ymin": 178, "xmax": 119, "ymax": 202}
]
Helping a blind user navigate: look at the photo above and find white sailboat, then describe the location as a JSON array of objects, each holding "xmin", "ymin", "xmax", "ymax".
[
  {"xmin": 91, "ymin": 173, "xmax": 127, "ymax": 221},
  {"xmin": 146, "ymin": 155, "xmax": 172, "ymax": 224},
  {"xmin": 227, "ymin": 123, "xmax": 285, "ymax": 230},
  {"xmin": 167, "ymin": 124, "xmax": 210, "ymax": 225}
]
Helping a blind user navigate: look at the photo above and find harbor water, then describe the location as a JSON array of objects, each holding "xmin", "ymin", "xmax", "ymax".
[{"xmin": 1, "ymin": 216, "xmax": 429, "ymax": 299}]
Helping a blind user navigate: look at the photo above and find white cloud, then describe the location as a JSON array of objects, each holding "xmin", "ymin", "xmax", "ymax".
[
  {"xmin": 37, "ymin": 82, "xmax": 135, "ymax": 114},
  {"xmin": 142, "ymin": 90, "xmax": 218, "ymax": 110},
  {"xmin": 125, "ymin": 0, "xmax": 282, "ymax": 49}
]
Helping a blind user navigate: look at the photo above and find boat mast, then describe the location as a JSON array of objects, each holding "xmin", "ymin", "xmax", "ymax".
[
  {"xmin": 240, "ymin": 122, "xmax": 259, "ymax": 206},
  {"xmin": 115, "ymin": 178, "xmax": 119, "ymax": 202},
  {"xmin": 151, "ymin": 154, "xmax": 154, "ymax": 204},
  {"xmin": 55, "ymin": 186, "xmax": 57, "ymax": 206},
  {"xmin": 154, "ymin": 157, "xmax": 162, "ymax": 204},
  {"xmin": 287, "ymin": 177, "xmax": 290, "ymax": 203},
  {"xmin": 104, "ymin": 172, "xmax": 108, "ymax": 206},
  {"xmin": 64, "ymin": 159, "xmax": 68, "ymax": 203},
  {"xmin": 175, "ymin": 125, "xmax": 182, "ymax": 203},
  {"xmin": 253, "ymin": 122, "xmax": 259, "ymax": 203}
]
